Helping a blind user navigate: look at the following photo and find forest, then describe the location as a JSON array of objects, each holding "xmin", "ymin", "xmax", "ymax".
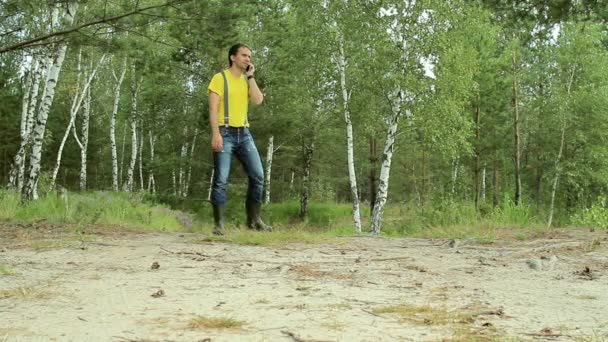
[{"xmin": 2, "ymin": 0, "xmax": 608, "ymax": 234}]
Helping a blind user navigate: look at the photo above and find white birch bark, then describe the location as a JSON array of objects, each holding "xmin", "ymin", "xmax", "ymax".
[
  {"xmin": 264, "ymin": 135, "xmax": 274, "ymax": 204},
  {"xmin": 119, "ymin": 122, "xmax": 127, "ymax": 187},
  {"xmin": 110, "ymin": 57, "xmax": 127, "ymax": 191},
  {"xmin": 124, "ymin": 63, "xmax": 139, "ymax": 192},
  {"xmin": 451, "ymin": 156, "xmax": 460, "ymax": 195},
  {"xmin": 138, "ymin": 126, "xmax": 144, "ymax": 191},
  {"xmin": 9, "ymin": 56, "xmax": 41, "ymax": 191},
  {"xmin": 481, "ymin": 165, "xmax": 486, "ymax": 201},
  {"xmin": 178, "ymin": 126, "xmax": 188, "ymax": 197},
  {"xmin": 548, "ymin": 65, "xmax": 576, "ymax": 227},
  {"xmin": 147, "ymin": 131, "xmax": 157, "ymax": 194},
  {"xmin": 23, "ymin": 2, "xmax": 77, "ymax": 201},
  {"xmin": 79, "ymin": 81, "xmax": 91, "ymax": 190},
  {"xmin": 184, "ymin": 128, "xmax": 198, "ymax": 197},
  {"xmin": 338, "ymin": 35, "xmax": 362, "ymax": 233},
  {"xmin": 50, "ymin": 53, "xmax": 106, "ymax": 190},
  {"xmin": 172, "ymin": 170, "xmax": 177, "ymax": 196},
  {"xmin": 207, "ymin": 168, "xmax": 214, "ymax": 201},
  {"xmin": 370, "ymin": 91, "xmax": 404, "ymax": 235}
]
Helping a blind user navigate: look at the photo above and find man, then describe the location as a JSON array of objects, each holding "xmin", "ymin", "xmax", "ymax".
[{"xmin": 207, "ymin": 43, "xmax": 272, "ymax": 235}]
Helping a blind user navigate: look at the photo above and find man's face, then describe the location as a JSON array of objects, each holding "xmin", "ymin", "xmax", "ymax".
[{"xmin": 232, "ymin": 47, "xmax": 252, "ymax": 69}]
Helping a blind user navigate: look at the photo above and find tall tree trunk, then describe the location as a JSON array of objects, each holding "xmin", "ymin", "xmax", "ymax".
[
  {"xmin": 50, "ymin": 53, "xmax": 105, "ymax": 190},
  {"xmin": 289, "ymin": 170, "xmax": 295, "ymax": 196},
  {"xmin": 492, "ymin": 159, "xmax": 500, "ymax": 207},
  {"xmin": 370, "ymin": 92, "xmax": 403, "ymax": 235},
  {"xmin": 481, "ymin": 164, "xmax": 486, "ymax": 202},
  {"xmin": 184, "ymin": 128, "xmax": 198, "ymax": 197},
  {"xmin": 79, "ymin": 81, "xmax": 91, "ymax": 191},
  {"xmin": 207, "ymin": 168, "xmax": 214, "ymax": 201},
  {"xmin": 474, "ymin": 95, "xmax": 481, "ymax": 209},
  {"xmin": 147, "ymin": 131, "xmax": 157, "ymax": 194},
  {"xmin": 512, "ymin": 50, "xmax": 522, "ymax": 206},
  {"xmin": 138, "ymin": 126, "xmax": 144, "ymax": 191},
  {"xmin": 119, "ymin": 123, "xmax": 127, "ymax": 187},
  {"xmin": 23, "ymin": 3, "xmax": 77, "ymax": 201},
  {"xmin": 337, "ymin": 35, "xmax": 362, "ymax": 233},
  {"xmin": 451, "ymin": 156, "xmax": 460, "ymax": 195},
  {"xmin": 264, "ymin": 135, "xmax": 274, "ymax": 204},
  {"xmin": 178, "ymin": 127, "xmax": 188, "ymax": 197},
  {"xmin": 172, "ymin": 170, "xmax": 177, "ymax": 196},
  {"xmin": 9, "ymin": 56, "xmax": 42, "ymax": 191},
  {"xmin": 110, "ymin": 57, "xmax": 127, "ymax": 191},
  {"xmin": 547, "ymin": 65, "xmax": 576, "ymax": 228},
  {"xmin": 124, "ymin": 63, "xmax": 139, "ymax": 192},
  {"xmin": 369, "ymin": 136, "xmax": 378, "ymax": 212},
  {"xmin": 299, "ymin": 142, "xmax": 314, "ymax": 219}
]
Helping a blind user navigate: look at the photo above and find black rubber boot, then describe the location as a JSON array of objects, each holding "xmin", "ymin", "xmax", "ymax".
[
  {"xmin": 212, "ymin": 204, "xmax": 225, "ymax": 236},
  {"xmin": 246, "ymin": 200, "xmax": 272, "ymax": 232}
]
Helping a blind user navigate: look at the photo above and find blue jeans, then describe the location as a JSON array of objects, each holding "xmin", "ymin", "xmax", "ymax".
[{"xmin": 211, "ymin": 126, "xmax": 264, "ymax": 205}]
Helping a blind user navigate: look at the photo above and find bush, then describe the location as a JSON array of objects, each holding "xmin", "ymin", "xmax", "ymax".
[{"xmin": 570, "ymin": 196, "xmax": 608, "ymax": 229}]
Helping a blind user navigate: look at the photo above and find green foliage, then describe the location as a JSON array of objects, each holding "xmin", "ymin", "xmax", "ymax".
[
  {"xmin": 0, "ymin": 189, "xmax": 186, "ymax": 231},
  {"xmin": 571, "ymin": 196, "xmax": 608, "ymax": 229},
  {"xmin": 488, "ymin": 195, "xmax": 537, "ymax": 227}
]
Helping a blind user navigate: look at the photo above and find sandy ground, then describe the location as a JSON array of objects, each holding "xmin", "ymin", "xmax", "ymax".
[{"xmin": 1, "ymin": 224, "xmax": 607, "ymax": 342}]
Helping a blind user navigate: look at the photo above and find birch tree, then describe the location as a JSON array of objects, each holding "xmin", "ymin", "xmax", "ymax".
[
  {"xmin": 110, "ymin": 57, "xmax": 128, "ymax": 191},
  {"xmin": 23, "ymin": 2, "xmax": 77, "ymax": 201},
  {"xmin": 9, "ymin": 56, "xmax": 45, "ymax": 192},
  {"xmin": 124, "ymin": 63, "xmax": 139, "ymax": 192},
  {"xmin": 49, "ymin": 53, "xmax": 106, "ymax": 190},
  {"xmin": 336, "ymin": 34, "xmax": 362, "ymax": 233}
]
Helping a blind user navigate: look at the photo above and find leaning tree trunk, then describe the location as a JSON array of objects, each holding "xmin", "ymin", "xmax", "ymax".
[
  {"xmin": 264, "ymin": 135, "xmax": 274, "ymax": 204},
  {"xmin": 370, "ymin": 92, "xmax": 403, "ymax": 235},
  {"xmin": 547, "ymin": 65, "xmax": 576, "ymax": 228},
  {"xmin": 184, "ymin": 128, "xmax": 198, "ymax": 197},
  {"xmin": 23, "ymin": 2, "xmax": 77, "ymax": 201},
  {"xmin": 124, "ymin": 63, "xmax": 139, "ymax": 192},
  {"xmin": 50, "ymin": 53, "xmax": 105, "ymax": 190},
  {"xmin": 338, "ymin": 35, "xmax": 362, "ymax": 233},
  {"xmin": 512, "ymin": 50, "xmax": 522, "ymax": 206},
  {"xmin": 299, "ymin": 141, "xmax": 314, "ymax": 219},
  {"xmin": 110, "ymin": 57, "xmax": 127, "ymax": 191}
]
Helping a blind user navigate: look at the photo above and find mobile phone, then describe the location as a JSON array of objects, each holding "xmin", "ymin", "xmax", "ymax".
[{"xmin": 246, "ymin": 65, "xmax": 251, "ymax": 72}]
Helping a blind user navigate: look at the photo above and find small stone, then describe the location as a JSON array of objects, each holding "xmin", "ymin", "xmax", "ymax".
[{"xmin": 526, "ymin": 259, "xmax": 543, "ymax": 271}]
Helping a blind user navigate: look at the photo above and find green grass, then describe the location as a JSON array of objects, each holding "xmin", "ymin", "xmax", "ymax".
[
  {"xmin": 0, "ymin": 265, "xmax": 16, "ymax": 275},
  {"xmin": 0, "ymin": 189, "xmax": 188, "ymax": 231},
  {"xmin": 1, "ymin": 188, "xmax": 590, "ymax": 246}
]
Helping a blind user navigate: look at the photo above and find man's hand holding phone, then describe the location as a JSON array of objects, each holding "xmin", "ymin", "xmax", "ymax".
[{"xmin": 245, "ymin": 63, "xmax": 255, "ymax": 77}]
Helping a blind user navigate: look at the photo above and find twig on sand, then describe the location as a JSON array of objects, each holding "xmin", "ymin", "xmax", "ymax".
[
  {"xmin": 160, "ymin": 247, "xmax": 209, "ymax": 257},
  {"xmin": 281, "ymin": 330, "xmax": 334, "ymax": 342},
  {"xmin": 361, "ymin": 308, "xmax": 383, "ymax": 317}
]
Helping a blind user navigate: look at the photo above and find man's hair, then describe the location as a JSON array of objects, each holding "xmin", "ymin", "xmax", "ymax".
[{"xmin": 228, "ymin": 43, "xmax": 251, "ymax": 67}]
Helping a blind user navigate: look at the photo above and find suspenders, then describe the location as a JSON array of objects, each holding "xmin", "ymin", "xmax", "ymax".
[{"xmin": 220, "ymin": 71, "xmax": 249, "ymax": 127}]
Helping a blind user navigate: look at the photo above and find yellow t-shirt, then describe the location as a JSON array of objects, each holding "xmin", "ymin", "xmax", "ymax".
[{"xmin": 208, "ymin": 70, "xmax": 249, "ymax": 127}]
